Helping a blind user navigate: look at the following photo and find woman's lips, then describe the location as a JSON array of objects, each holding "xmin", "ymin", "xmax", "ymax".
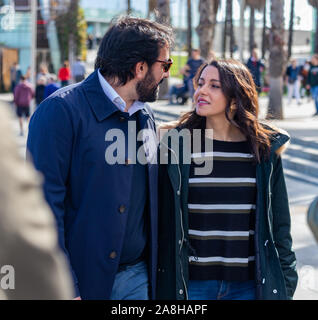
[{"xmin": 197, "ymin": 99, "xmax": 209, "ymax": 106}]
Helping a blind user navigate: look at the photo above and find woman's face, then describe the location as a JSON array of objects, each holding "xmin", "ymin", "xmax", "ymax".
[{"xmin": 194, "ymin": 65, "xmax": 228, "ymax": 118}]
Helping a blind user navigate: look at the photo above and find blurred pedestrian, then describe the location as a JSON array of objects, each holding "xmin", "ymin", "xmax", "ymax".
[
  {"xmin": 300, "ymin": 59, "xmax": 311, "ymax": 100},
  {"xmin": 27, "ymin": 16, "xmax": 174, "ymax": 300},
  {"xmin": 71, "ymin": 57, "xmax": 86, "ymax": 83},
  {"xmin": 285, "ymin": 59, "xmax": 302, "ymax": 105},
  {"xmin": 246, "ymin": 49, "xmax": 265, "ymax": 94},
  {"xmin": 35, "ymin": 76, "xmax": 46, "ymax": 108},
  {"xmin": 180, "ymin": 49, "xmax": 205, "ymax": 98},
  {"xmin": 36, "ymin": 63, "xmax": 50, "ymax": 84},
  {"xmin": 157, "ymin": 59, "xmax": 298, "ymax": 300},
  {"xmin": 44, "ymin": 74, "xmax": 60, "ymax": 99},
  {"xmin": 87, "ymin": 34, "xmax": 93, "ymax": 50},
  {"xmin": 58, "ymin": 61, "xmax": 71, "ymax": 87},
  {"xmin": 13, "ymin": 75, "xmax": 34, "ymax": 136},
  {"xmin": 10, "ymin": 62, "xmax": 22, "ymax": 93},
  {"xmin": 306, "ymin": 54, "xmax": 318, "ymax": 116},
  {"xmin": 0, "ymin": 101, "xmax": 73, "ymax": 300}
]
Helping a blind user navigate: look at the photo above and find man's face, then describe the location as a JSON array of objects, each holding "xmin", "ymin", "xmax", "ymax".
[{"xmin": 136, "ymin": 46, "xmax": 170, "ymax": 102}]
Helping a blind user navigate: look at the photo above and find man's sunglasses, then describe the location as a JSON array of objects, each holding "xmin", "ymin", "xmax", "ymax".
[{"xmin": 156, "ymin": 58, "xmax": 173, "ymax": 73}]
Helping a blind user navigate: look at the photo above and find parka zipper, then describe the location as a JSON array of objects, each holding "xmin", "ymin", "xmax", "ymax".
[
  {"xmin": 267, "ymin": 163, "xmax": 274, "ymax": 243},
  {"xmin": 176, "ymin": 160, "xmax": 189, "ymax": 300},
  {"xmin": 161, "ymin": 139, "xmax": 188, "ymax": 299}
]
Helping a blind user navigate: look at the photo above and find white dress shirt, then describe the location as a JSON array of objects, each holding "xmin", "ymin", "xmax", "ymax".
[{"xmin": 97, "ymin": 69, "xmax": 145, "ymax": 116}]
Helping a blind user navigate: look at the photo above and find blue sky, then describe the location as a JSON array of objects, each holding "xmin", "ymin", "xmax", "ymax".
[{"xmin": 80, "ymin": 0, "xmax": 314, "ymax": 31}]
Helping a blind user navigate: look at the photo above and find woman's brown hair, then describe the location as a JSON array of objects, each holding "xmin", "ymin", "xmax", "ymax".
[{"xmin": 172, "ymin": 58, "xmax": 274, "ymax": 163}]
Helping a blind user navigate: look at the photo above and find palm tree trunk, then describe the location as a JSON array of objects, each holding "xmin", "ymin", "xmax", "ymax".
[
  {"xmin": 229, "ymin": 0, "xmax": 235, "ymax": 58},
  {"xmin": 127, "ymin": 0, "xmax": 131, "ymax": 14},
  {"xmin": 239, "ymin": 0, "xmax": 246, "ymax": 61},
  {"xmin": 287, "ymin": 0, "xmax": 295, "ymax": 59},
  {"xmin": 261, "ymin": 0, "xmax": 267, "ymax": 59},
  {"xmin": 223, "ymin": 0, "xmax": 232, "ymax": 58},
  {"xmin": 156, "ymin": 0, "xmax": 170, "ymax": 99},
  {"xmin": 267, "ymin": 0, "xmax": 286, "ymax": 120},
  {"xmin": 315, "ymin": 9, "xmax": 318, "ymax": 53},
  {"xmin": 249, "ymin": 6, "xmax": 255, "ymax": 53},
  {"xmin": 187, "ymin": 0, "xmax": 192, "ymax": 58},
  {"xmin": 197, "ymin": 0, "xmax": 217, "ymax": 60},
  {"xmin": 147, "ymin": 0, "xmax": 156, "ymax": 19}
]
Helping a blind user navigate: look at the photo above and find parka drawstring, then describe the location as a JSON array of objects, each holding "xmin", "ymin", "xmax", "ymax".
[{"xmin": 184, "ymin": 238, "xmax": 199, "ymax": 261}]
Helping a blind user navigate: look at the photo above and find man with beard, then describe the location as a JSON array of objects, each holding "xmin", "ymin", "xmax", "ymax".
[{"xmin": 27, "ymin": 16, "xmax": 174, "ymax": 300}]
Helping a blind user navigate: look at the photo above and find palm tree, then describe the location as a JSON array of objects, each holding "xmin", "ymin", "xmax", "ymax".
[
  {"xmin": 249, "ymin": 6, "xmax": 256, "ymax": 52},
  {"xmin": 246, "ymin": 0, "xmax": 266, "ymax": 54},
  {"xmin": 222, "ymin": 0, "xmax": 234, "ymax": 58},
  {"xmin": 187, "ymin": 0, "xmax": 192, "ymax": 57},
  {"xmin": 287, "ymin": 0, "xmax": 295, "ymax": 59},
  {"xmin": 148, "ymin": 0, "xmax": 156, "ymax": 19},
  {"xmin": 127, "ymin": 0, "xmax": 132, "ymax": 14},
  {"xmin": 156, "ymin": 0, "xmax": 170, "ymax": 24},
  {"xmin": 261, "ymin": 0, "xmax": 267, "ymax": 59},
  {"xmin": 156, "ymin": 0, "xmax": 170, "ymax": 99},
  {"xmin": 308, "ymin": 0, "xmax": 318, "ymax": 53},
  {"xmin": 197, "ymin": 0, "xmax": 220, "ymax": 60},
  {"xmin": 267, "ymin": 0, "xmax": 286, "ymax": 120}
]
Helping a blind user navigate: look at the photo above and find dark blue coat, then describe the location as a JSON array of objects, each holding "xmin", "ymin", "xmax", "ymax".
[{"xmin": 27, "ymin": 70, "xmax": 158, "ymax": 299}]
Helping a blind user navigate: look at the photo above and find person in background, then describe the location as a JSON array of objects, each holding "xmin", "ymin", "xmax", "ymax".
[
  {"xmin": 285, "ymin": 59, "xmax": 302, "ymax": 105},
  {"xmin": 36, "ymin": 63, "xmax": 50, "ymax": 84},
  {"xmin": 301, "ymin": 60, "xmax": 311, "ymax": 101},
  {"xmin": 306, "ymin": 54, "xmax": 318, "ymax": 116},
  {"xmin": 10, "ymin": 62, "xmax": 22, "ymax": 93},
  {"xmin": 35, "ymin": 76, "xmax": 46, "ymax": 109},
  {"xmin": 44, "ymin": 74, "xmax": 60, "ymax": 99},
  {"xmin": 71, "ymin": 57, "xmax": 86, "ymax": 83},
  {"xmin": 58, "ymin": 61, "xmax": 71, "ymax": 87},
  {"xmin": 13, "ymin": 75, "xmax": 34, "ymax": 136},
  {"xmin": 246, "ymin": 49, "xmax": 265, "ymax": 95},
  {"xmin": 180, "ymin": 49, "xmax": 205, "ymax": 98},
  {"xmin": 0, "ymin": 101, "xmax": 73, "ymax": 300}
]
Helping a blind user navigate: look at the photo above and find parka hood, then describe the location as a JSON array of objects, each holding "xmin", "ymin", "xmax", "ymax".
[{"xmin": 264, "ymin": 124, "xmax": 290, "ymax": 156}]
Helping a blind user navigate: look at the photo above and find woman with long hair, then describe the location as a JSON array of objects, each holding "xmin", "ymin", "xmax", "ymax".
[{"xmin": 157, "ymin": 59, "xmax": 298, "ymax": 300}]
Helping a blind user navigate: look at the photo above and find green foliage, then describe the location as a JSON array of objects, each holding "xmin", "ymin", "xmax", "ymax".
[
  {"xmin": 56, "ymin": 1, "xmax": 87, "ymax": 62},
  {"xmin": 76, "ymin": 7, "xmax": 87, "ymax": 61},
  {"xmin": 170, "ymin": 54, "xmax": 188, "ymax": 78}
]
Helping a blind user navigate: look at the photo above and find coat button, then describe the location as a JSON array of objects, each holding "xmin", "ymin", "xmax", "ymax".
[
  {"xmin": 119, "ymin": 205, "xmax": 126, "ymax": 213},
  {"xmin": 109, "ymin": 251, "xmax": 117, "ymax": 259},
  {"xmin": 179, "ymin": 289, "xmax": 183, "ymax": 295},
  {"xmin": 273, "ymin": 289, "xmax": 278, "ymax": 294},
  {"xmin": 125, "ymin": 159, "xmax": 132, "ymax": 165},
  {"xmin": 177, "ymin": 190, "xmax": 180, "ymax": 196}
]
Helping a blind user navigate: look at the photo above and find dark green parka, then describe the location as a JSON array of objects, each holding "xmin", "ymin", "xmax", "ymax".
[{"xmin": 157, "ymin": 128, "xmax": 298, "ymax": 300}]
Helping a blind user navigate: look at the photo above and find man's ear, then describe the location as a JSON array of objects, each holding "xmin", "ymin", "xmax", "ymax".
[{"xmin": 135, "ymin": 61, "xmax": 148, "ymax": 80}]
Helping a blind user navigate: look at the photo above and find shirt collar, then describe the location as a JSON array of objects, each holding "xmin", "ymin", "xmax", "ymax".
[{"xmin": 97, "ymin": 69, "xmax": 145, "ymax": 116}]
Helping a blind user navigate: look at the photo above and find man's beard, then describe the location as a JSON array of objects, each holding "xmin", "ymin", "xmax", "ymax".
[{"xmin": 136, "ymin": 70, "xmax": 163, "ymax": 102}]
